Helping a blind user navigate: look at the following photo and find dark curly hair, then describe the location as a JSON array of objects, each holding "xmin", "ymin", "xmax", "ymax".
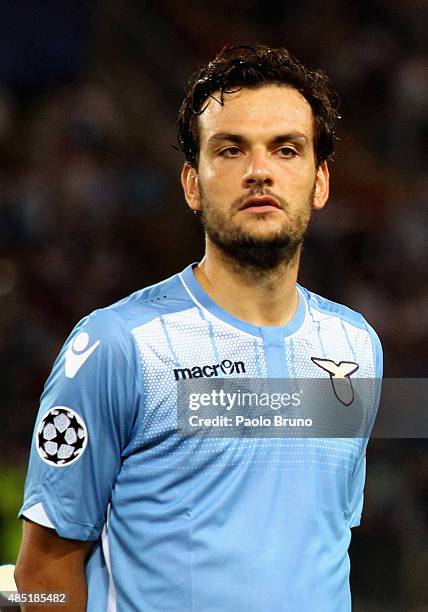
[{"xmin": 177, "ymin": 44, "xmax": 339, "ymax": 168}]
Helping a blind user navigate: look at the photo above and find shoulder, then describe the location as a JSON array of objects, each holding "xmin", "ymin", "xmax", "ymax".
[
  {"xmin": 299, "ymin": 285, "xmax": 367, "ymax": 328},
  {"xmin": 300, "ymin": 284, "xmax": 379, "ymax": 335},
  {"xmin": 72, "ymin": 270, "xmax": 193, "ymax": 343}
]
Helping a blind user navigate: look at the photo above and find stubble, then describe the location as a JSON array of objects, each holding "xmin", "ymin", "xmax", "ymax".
[{"xmin": 199, "ymin": 185, "xmax": 315, "ymax": 277}]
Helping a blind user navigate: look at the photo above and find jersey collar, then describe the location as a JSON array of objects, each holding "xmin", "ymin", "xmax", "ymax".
[{"xmin": 180, "ymin": 263, "xmax": 307, "ymax": 339}]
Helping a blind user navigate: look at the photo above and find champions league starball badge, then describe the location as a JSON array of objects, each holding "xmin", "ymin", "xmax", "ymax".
[{"xmin": 36, "ymin": 406, "xmax": 88, "ymax": 467}]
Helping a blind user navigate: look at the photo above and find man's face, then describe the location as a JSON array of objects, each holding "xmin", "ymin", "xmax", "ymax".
[{"xmin": 181, "ymin": 85, "xmax": 329, "ymax": 271}]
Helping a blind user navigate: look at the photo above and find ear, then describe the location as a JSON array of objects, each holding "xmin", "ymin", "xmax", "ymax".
[
  {"xmin": 313, "ymin": 161, "xmax": 329, "ymax": 211},
  {"xmin": 181, "ymin": 163, "xmax": 202, "ymax": 212}
]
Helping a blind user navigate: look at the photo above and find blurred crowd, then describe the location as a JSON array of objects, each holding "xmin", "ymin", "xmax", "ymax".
[{"xmin": 0, "ymin": 1, "xmax": 427, "ymax": 609}]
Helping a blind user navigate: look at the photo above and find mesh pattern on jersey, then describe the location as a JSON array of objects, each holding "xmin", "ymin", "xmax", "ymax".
[
  {"xmin": 129, "ymin": 300, "xmax": 376, "ymax": 483},
  {"xmin": 131, "ymin": 306, "xmax": 267, "ymax": 445},
  {"xmin": 281, "ymin": 304, "xmax": 376, "ymax": 463},
  {"xmin": 292, "ymin": 305, "xmax": 375, "ymax": 376}
]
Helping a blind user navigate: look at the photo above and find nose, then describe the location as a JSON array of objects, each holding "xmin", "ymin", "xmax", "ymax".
[{"xmin": 242, "ymin": 150, "xmax": 274, "ymax": 189}]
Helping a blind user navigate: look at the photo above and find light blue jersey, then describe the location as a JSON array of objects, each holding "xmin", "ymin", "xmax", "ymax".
[{"xmin": 20, "ymin": 264, "xmax": 382, "ymax": 612}]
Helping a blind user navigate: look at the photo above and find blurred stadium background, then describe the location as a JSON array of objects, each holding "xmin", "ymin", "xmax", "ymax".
[{"xmin": 0, "ymin": 1, "xmax": 426, "ymax": 610}]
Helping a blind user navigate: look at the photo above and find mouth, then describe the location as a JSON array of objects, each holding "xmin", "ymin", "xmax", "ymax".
[{"xmin": 239, "ymin": 196, "xmax": 282, "ymax": 213}]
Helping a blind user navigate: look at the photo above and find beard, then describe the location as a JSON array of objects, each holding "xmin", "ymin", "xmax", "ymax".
[{"xmin": 199, "ymin": 185, "xmax": 315, "ymax": 274}]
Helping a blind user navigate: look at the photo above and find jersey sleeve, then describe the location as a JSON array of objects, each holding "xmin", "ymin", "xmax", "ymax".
[
  {"xmin": 19, "ymin": 307, "xmax": 142, "ymax": 541},
  {"xmin": 348, "ymin": 322, "xmax": 383, "ymax": 528}
]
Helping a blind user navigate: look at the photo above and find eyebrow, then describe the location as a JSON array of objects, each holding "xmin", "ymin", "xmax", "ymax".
[{"xmin": 207, "ymin": 132, "xmax": 310, "ymax": 147}]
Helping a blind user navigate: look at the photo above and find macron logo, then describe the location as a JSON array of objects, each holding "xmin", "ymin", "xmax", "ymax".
[
  {"xmin": 311, "ymin": 357, "xmax": 359, "ymax": 406},
  {"xmin": 174, "ymin": 359, "xmax": 246, "ymax": 380},
  {"xmin": 65, "ymin": 332, "xmax": 100, "ymax": 379}
]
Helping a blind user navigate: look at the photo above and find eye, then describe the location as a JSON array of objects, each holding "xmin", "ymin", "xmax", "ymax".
[
  {"xmin": 219, "ymin": 146, "xmax": 242, "ymax": 158},
  {"xmin": 277, "ymin": 146, "xmax": 298, "ymax": 158}
]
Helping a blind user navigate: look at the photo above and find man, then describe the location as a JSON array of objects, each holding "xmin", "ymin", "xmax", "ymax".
[{"xmin": 16, "ymin": 45, "xmax": 382, "ymax": 611}]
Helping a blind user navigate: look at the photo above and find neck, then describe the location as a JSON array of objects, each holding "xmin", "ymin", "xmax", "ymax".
[{"xmin": 194, "ymin": 241, "xmax": 301, "ymax": 327}]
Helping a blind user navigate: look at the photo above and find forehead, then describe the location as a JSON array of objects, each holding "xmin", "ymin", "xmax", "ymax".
[{"xmin": 198, "ymin": 85, "xmax": 314, "ymax": 145}]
